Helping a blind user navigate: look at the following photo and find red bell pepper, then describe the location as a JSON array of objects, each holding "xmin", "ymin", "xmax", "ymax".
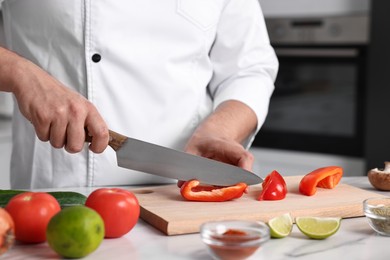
[
  {"xmin": 299, "ymin": 166, "xmax": 343, "ymax": 196},
  {"xmin": 180, "ymin": 179, "xmax": 248, "ymax": 202},
  {"xmin": 257, "ymin": 170, "xmax": 287, "ymax": 201}
]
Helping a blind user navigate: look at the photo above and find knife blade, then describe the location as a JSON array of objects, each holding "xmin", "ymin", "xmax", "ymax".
[{"xmin": 102, "ymin": 130, "xmax": 263, "ymax": 186}]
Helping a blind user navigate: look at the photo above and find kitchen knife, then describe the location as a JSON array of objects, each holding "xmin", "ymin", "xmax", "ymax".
[{"xmin": 88, "ymin": 130, "xmax": 263, "ymax": 186}]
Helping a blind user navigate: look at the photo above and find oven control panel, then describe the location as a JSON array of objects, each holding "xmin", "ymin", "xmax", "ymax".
[{"xmin": 265, "ymin": 15, "xmax": 369, "ymax": 45}]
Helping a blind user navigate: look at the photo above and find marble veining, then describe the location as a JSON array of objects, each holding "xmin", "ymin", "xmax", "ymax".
[{"xmin": 285, "ymin": 236, "xmax": 367, "ymax": 257}]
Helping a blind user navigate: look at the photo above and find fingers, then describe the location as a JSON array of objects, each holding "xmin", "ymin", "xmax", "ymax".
[
  {"xmin": 237, "ymin": 150, "xmax": 254, "ymax": 172},
  {"xmin": 49, "ymin": 120, "xmax": 68, "ymax": 149},
  {"xmin": 185, "ymin": 135, "xmax": 255, "ymax": 172},
  {"xmin": 61, "ymin": 102, "xmax": 109, "ymax": 154},
  {"xmin": 177, "ymin": 180, "xmax": 185, "ymax": 188},
  {"xmin": 218, "ymin": 143, "xmax": 255, "ymax": 172},
  {"xmin": 84, "ymin": 105, "xmax": 109, "ymax": 153},
  {"xmin": 64, "ymin": 119, "xmax": 86, "ymax": 153},
  {"xmin": 31, "ymin": 117, "xmax": 51, "ymax": 143},
  {"xmin": 28, "ymin": 97, "xmax": 108, "ymax": 154},
  {"xmin": 11, "ymin": 58, "xmax": 109, "ymax": 154},
  {"xmin": 85, "ymin": 124, "xmax": 109, "ymax": 153}
]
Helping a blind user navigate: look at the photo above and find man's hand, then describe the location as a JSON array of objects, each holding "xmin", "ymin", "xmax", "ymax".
[
  {"xmin": 0, "ymin": 47, "xmax": 109, "ymax": 153},
  {"xmin": 185, "ymin": 134, "xmax": 254, "ymax": 172},
  {"xmin": 185, "ymin": 100, "xmax": 258, "ymax": 171}
]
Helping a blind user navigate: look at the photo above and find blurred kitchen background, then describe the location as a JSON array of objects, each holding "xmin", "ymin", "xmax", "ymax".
[{"xmin": 0, "ymin": 0, "xmax": 389, "ymax": 189}]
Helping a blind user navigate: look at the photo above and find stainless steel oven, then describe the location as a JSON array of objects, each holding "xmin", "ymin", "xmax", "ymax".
[{"xmin": 253, "ymin": 14, "xmax": 370, "ymax": 157}]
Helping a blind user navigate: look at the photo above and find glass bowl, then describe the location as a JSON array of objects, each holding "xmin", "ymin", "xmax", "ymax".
[
  {"xmin": 363, "ymin": 197, "xmax": 390, "ymax": 236},
  {"xmin": 200, "ymin": 220, "xmax": 270, "ymax": 260}
]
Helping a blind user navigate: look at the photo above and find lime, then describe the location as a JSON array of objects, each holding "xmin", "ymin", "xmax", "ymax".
[
  {"xmin": 267, "ymin": 213, "xmax": 293, "ymax": 238},
  {"xmin": 296, "ymin": 216, "xmax": 341, "ymax": 239},
  {"xmin": 46, "ymin": 206, "xmax": 105, "ymax": 258}
]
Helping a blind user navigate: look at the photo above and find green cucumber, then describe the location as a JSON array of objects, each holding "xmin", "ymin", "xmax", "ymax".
[
  {"xmin": 0, "ymin": 190, "xmax": 26, "ymax": 207},
  {"xmin": 47, "ymin": 191, "xmax": 87, "ymax": 208},
  {"xmin": 0, "ymin": 190, "xmax": 87, "ymax": 208}
]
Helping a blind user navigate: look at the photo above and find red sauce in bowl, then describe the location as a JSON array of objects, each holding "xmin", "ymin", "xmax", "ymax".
[{"xmin": 208, "ymin": 229, "xmax": 261, "ymax": 260}]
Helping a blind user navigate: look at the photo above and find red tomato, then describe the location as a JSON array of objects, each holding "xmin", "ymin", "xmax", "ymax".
[
  {"xmin": 5, "ymin": 192, "xmax": 61, "ymax": 243},
  {"xmin": 257, "ymin": 170, "xmax": 287, "ymax": 201},
  {"xmin": 0, "ymin": 208, "xmax": 15, "ymax": 255},
  {"xmin": 85, "ymin": 188, "xmax": 140, "ymax": 238}
]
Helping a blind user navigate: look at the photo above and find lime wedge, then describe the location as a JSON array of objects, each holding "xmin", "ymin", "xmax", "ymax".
[
  {"xmin": 296, "ymin": 216, "xmax": 341, "ymax": 239},
  {"xmin": 267, "ymin": 213, "xmax": 293, "ymax": 238}
]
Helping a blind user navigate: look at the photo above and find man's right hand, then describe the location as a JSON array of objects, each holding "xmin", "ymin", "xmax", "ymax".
[{"xmin": 0, "ymin": 47, "xmax": 109, "ymax": 153}]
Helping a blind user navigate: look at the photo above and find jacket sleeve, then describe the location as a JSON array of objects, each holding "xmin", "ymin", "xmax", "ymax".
[{"xmin": 208, "ymin": 0, "xmax": 278, "ymax": 148}]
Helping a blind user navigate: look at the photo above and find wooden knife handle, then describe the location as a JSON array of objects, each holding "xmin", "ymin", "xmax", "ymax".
[
  {"xmin": 107, "ymin": 130, "xmax": 128, "ymax": 151},
  {"xmin": 85, "ymin": 129, "xmax": 127, "ymax": 151}
]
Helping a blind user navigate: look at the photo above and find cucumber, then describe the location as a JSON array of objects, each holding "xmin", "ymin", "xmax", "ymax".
[
  {"xmin": 0, "ymin": 190, "xmax": 87, "ymax": 208},
  {"xmin": 0, "ymin": 190, "xmax": 25, "ymax": 207},
  {"xmin": 47, "ymin": 191, "xmax": 87, "ymax": 208}
]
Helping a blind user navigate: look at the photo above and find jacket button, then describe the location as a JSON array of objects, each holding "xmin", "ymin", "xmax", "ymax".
[{"xmin": 92, "ymin": 53, "xmax": 101, "ymax": 63}]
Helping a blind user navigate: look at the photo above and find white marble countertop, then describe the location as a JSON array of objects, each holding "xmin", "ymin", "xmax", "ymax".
[{"xmin": 2, "ymin": 177, "xmax": 390, "ymax": 260}]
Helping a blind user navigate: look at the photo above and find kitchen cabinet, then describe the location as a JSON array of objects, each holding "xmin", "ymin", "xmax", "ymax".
[
  {"xmin": 364, "ymin": 0, "xmax": 390, "ymax": 170},
  {"xmin": 256, "ymin": 0, "xmax": 389, "ymax": 172}
]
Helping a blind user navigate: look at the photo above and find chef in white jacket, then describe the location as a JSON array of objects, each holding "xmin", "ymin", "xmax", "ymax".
[{"xmin": 0, "ymin": 0, "xmax": 278, "ymax": 189}]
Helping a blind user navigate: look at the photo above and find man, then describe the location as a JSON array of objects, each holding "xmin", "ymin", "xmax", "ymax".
[{"xmin": 0, "ymin": 0, "xmax": 278, "ymax": 188}]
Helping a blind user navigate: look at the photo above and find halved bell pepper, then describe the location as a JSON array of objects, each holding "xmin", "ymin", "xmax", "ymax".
[
  {"xmin": 180, "ymin": 179, "xmax": 247, "ymax": 202},
  {"xmin": 257, "ymin": 170, "xmax": 287, "ymax": 201},
  {"xmin": 299, "ymin": 166, "xmax": 343, "ymax": 196}
]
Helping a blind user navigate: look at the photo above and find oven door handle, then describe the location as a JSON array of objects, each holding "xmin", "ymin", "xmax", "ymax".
[{"xmin": 275, "ymin": 48, "xmax": 359, "ymax": 58}]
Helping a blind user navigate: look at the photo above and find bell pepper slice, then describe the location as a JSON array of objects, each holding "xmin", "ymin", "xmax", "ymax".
[
  {"xmin": 299, "ymin": 166, "xmax": 343, "ymax": 196},
  {"xmin": 257, "ymin": 170, "xmax": 287, "ymax": 201},
  {"xmin": 180, "ymin": 179, "xmax": 248, "ymax": 202}
]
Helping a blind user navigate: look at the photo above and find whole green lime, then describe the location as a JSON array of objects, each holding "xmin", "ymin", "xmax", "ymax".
[{"xmin": 46, "ymin": 206, "xmax": 105, "ymax": 258}]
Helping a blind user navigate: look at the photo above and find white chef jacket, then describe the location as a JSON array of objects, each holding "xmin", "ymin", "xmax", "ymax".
[{"xmin": 1, "ymin": 0, "xmax": 278, "ymax": 189}]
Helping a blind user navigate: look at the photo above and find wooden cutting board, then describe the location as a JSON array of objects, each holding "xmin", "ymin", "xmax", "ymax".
[{"xmin": 129, "ymin": 176, "xmax": 379, "ymax": 236}]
